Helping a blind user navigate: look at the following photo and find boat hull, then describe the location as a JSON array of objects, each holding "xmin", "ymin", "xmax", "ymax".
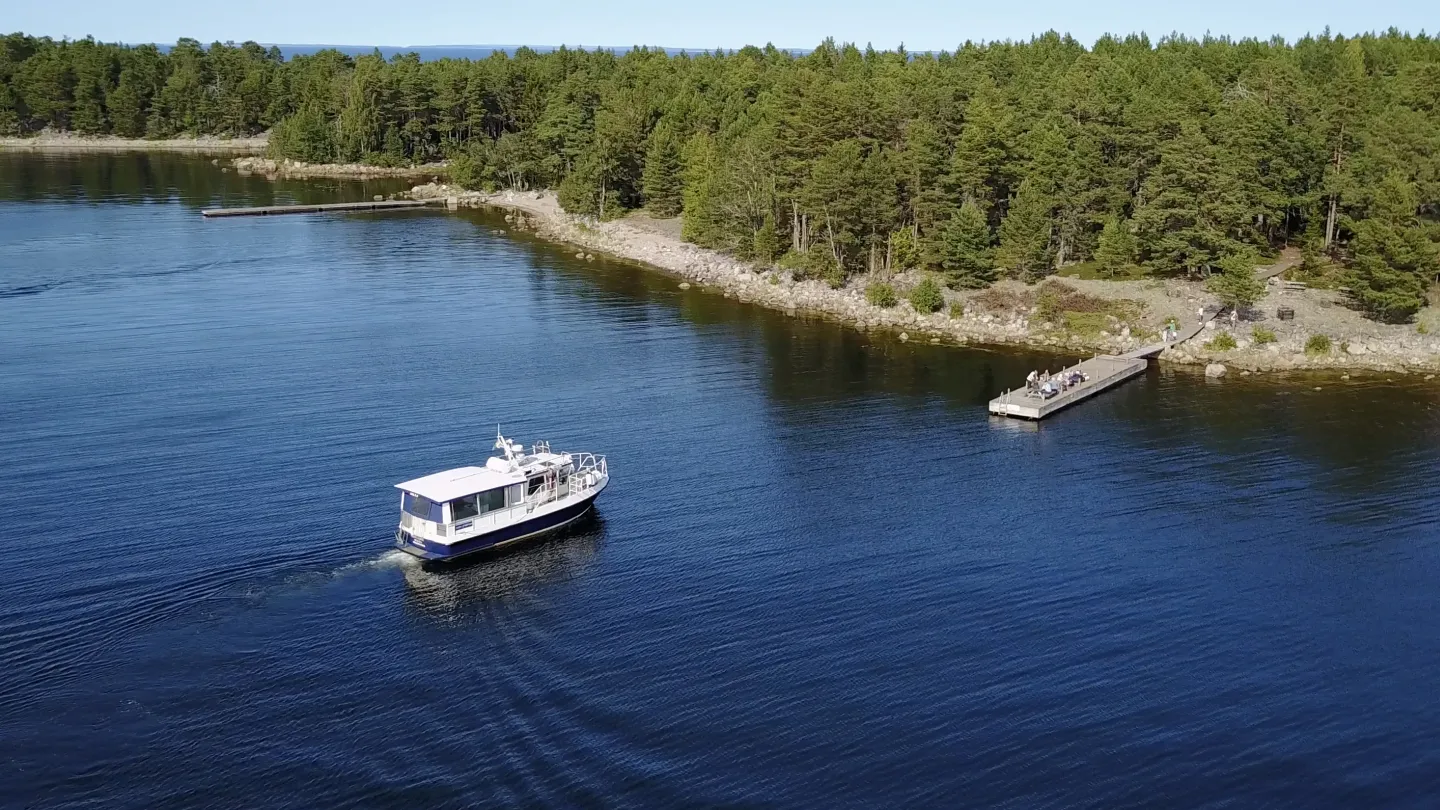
[{"xmin": 395, "ymin": 492, "xmax": 599, "ymax": 562}]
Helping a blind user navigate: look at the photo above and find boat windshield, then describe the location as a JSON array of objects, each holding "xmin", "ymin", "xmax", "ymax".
[{"xmin": 402, "ymin": 492, "xmax": 442, "ymax": 522}]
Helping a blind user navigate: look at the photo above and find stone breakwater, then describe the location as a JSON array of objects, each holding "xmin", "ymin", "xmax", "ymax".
[
  {"xmin": 231, "ymin": 157, "xmax": 446, "ymax": 180},
  {"xmin": 1, "ymin": 133, "xmax": 268, "ymax": 153}
]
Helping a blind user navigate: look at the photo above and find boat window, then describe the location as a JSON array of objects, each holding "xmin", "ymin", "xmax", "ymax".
[
  {"xmin": 527, "ymin": 476, "xmax": 546, "ymax": 495},
  {"xmin": 558, "ymin": 466, "xmax": 570, "ymax": 484},
  {"xmin": 402, "ymin": 492, "xmax": 442, "ymax": 522},
  {"xmin": 449, "ymin": 494, "xmax": 479, "ymax": 522},
  {"xmin": 477, "ymin": 488, "xmax": 506, "ymax": 514}
]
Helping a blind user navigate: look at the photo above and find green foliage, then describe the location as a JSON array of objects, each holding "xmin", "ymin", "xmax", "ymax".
[
  {"xmin": 995, "ymin": 179, "xmax": 1055, "ymax": 281},
  {"xmin": 447, "ymin": 151, "xmax": 486, "ymax": 190},
  {"xmin": 908, "ymin": 276, "xmax": 945, "ymax": 313},
  {"xmin": 269, "ymin": 106, "xmax": 334, "ymax": 163},
  {"xmin": 889, "ymin": 228, "xmax": 920, "ymax": 272},
  {"xmin": 1345, "ymin": 171, "xmax": 1437, "ymax": 323},
  {"xmin": 1205, "ymin": 254, "xmax": 1267, "ymax": 311},
  {"xmin": 2, "ymin": 29, "xmax": 1438, "ymax": 319},
  {"xmin": 865, "ymin": 282, "xmax": 898, "ymax": 308},
  {"xmin": 752, "ymin": 213, "xmax": 780, "ymax": 263},
  {"xmin": 938, "ymin": 201, "xmax": 994, "ymax": 289},
  {"xmin": 1094, "ymin": 216, "xmax": 1139, "ymax": 277},
  {"xmin": 642, "ymin": 125, "xmax": 684, "ymax": 217},
  {"xmin": 1205, "ymin": 332, "xmax": 1238, "ymax": 351},
  {"xmin": 1305, "ymin": 334, "xmax": 1332, "ymax": 355},
  {"xmin": 948, "ymin": 301, "xmax": 965, "ymax": 319},
  {"xmin": 1062, "ymin": 311, "xmax": 1111, "ymax": 336},
  {"xmin": 1251, "ymin": 327, "xmax": 1276, "ymax": 345}
]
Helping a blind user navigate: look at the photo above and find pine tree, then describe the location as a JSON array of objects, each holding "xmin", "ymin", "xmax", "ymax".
[
  {"xmin": 680, "ymin": 131, "xmax": 721, "ymax": 245},
  {"xmin": 642, "ymin": 125, "xmax": 683, "ymax": 217},
  {"xmin": 1346, "ymin": 171, "xmax": 1438, "ymax": 323},
  {"xmin": 1205, "ymin": 254, "xmax": 1267, "ymax": 312},
  {"xmin": 938, "ymin": 201, "xmax": 995, "ymax": 288},
  {"xmin": 105, "ymin": 69, "xmax": 146, "ymax": 137},
  {"xmin": 1094, "ymin": 216, "xmax": 1138, "ymax": 277},
  {"xmin": 995, "ymin": 180, "xmax": 1055, "ymax": 282},
  {"xmin": 1132, "ymin": 125, "xmax": 1251, "ymax": 276},
  {"xmin": 752, "ymin": 213, "xmax": 780, "ymax": 263}
]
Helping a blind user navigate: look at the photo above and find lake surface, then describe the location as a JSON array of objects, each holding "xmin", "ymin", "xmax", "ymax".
[{"xmin": 3, "ymin": 153, "xmax": 1440, "ymax": 808}]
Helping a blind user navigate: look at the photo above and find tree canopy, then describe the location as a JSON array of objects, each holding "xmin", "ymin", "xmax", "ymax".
[{"xmin": 4, "ymin": 30, "xmax": 1439, "ymax": 318}]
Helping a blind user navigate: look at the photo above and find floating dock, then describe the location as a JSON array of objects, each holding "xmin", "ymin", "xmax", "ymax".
[
  {"xmin": 989, "ymin": 308, "xmax": 1220, "ymax": 421},
  {"xmin": 201, "ymin": 200, "xmax": 436, "ymax": 217},
  {"xmin": 988, "ymin": 356, "xmax": 1149, "ymax": 419}
]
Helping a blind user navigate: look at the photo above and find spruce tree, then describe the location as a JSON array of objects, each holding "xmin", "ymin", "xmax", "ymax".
[
  {"xmin": 995, "ymin": 180, "xmax": 1055, "ymax": 282},
  {"xmin": 642, "ymin": 126, "xmax": 684, "ymax": 217},
  {"xmin": 1094, "ymin": 216, "xmax": 1138, "ymax": 277},
  {"xmin": 938, "ymin": 201, "xmax": 995, "ymax": 289}
]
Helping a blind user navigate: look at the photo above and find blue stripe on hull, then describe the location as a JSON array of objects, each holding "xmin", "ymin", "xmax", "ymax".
[{"xmin": 397, "ymin": 496, "xmax": 597, "ymax": 561}]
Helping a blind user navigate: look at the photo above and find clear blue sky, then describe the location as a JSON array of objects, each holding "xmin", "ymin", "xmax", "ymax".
[{"xmin": 9, "ymin": 0, "xmax": 1432, "ymax": 51}]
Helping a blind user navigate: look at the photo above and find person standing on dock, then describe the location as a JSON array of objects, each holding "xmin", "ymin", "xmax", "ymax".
[{"xmin": 1026, "ymin": 370, "xmax": 1038, "ymax": 392}]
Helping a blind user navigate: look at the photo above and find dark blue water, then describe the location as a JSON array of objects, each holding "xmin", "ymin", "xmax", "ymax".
[{"xmin": 4, "ymin": 153, "xmax": 1440, "ymax": 808}]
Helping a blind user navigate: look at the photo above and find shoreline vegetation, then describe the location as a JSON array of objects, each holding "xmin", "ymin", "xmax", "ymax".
[
  {"xmin": 4, "ymin": 29, "xmax": 1438, "ymax": 375},
  {"xmin": 235, "ymin": 154, "xmax": 1440, "ymax": 376}
]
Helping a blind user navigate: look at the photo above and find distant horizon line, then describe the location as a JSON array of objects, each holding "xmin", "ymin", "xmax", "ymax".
[{"xmin": 11, "ymin": 26, "xmax": 1435, "ymax": 54}]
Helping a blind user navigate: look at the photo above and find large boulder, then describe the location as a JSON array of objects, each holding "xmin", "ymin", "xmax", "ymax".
[{"xmin": 1205, "ymin": 363, "xmax": 1228, "ymax": 378}]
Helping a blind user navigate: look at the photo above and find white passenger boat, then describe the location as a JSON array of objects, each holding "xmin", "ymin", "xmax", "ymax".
[{"xmin": 394, "ymin": 432, "xmax": 608, "ymax": 562}]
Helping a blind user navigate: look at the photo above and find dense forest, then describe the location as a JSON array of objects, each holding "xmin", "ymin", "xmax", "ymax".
[{"xmin": 3, "ymin": 30, "xmax": 1439, "ymax": 319}]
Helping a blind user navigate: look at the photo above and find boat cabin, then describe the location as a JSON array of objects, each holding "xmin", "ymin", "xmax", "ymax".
[{"xmin": 395, "ymin": 445, "xmax": 575, "ymax": 540}]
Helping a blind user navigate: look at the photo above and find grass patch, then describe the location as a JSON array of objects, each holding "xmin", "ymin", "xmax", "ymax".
[
  {"xmin": 1205, "ymin": 332, "xmax": 1238, "ymax": 351},
  {"xmin": 1251, "ymin": 327, "xmax": 1276, "ymax": 345},
  {"xmin": 1305, "ymin": 334, "xmax": 1332, "ymax": 355},
  {"xmin": 1062, "ymin": 311, "xmax": 1111, "ymax": 336},
  {"xmin": 1058, "ymin": 261, "xmax": 1151, "ymax": 281},
  {"xmin": 865, "ymin": 282, "xmax": 898, "ymax": 308},
  {"xmin": 948, "ymin": 302, "xmax": 965, "ymax": 319}
]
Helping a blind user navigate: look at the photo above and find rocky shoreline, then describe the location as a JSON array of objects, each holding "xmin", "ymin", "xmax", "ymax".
[
  {"xmin": 217, "ymin": 155, "xmax": 1440, "ymax": 377},
  {"xmin": 0, "ymin": 133, "xmax": 269, "ymax": 153},
  {"xmin": 232, "ymin": 156, "xmax": 446, "ymax": 180},
  {"xmin": 399, "ymin": 184, "xmax": 1440, "ymax": 377}
]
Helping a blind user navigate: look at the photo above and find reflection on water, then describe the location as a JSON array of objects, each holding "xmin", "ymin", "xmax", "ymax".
[
  {"xmin": 401, "ymin": 516, "xmax": 606, "ymax": 621},
  {"xmin": 6, "ymin": 153, "xmax": 1440, "ymax": 808}
]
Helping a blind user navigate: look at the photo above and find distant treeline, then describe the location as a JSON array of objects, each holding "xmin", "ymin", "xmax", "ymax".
[{"xmin": 3, "ymin": 31, "xmax": 1439, "ymax": 319}]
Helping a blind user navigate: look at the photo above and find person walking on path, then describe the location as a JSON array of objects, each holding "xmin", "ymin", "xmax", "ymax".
[
  {"xmin": 1230, "ymin": 308, "xmax": 1239, "ymax": 327},
  {"xmin": 1196, "ymin": 306, "xmax": 1205, "ymax": 324}
]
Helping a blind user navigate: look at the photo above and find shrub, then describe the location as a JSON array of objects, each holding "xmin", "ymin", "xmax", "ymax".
[
  {"xmin": 866, "ymin": 282, "xmax": 898, "ymax": 308},
  {"xmin": 909, "ymin": 276, "xmax": 945, "ymax": 313},
  {"xmin": 767, "ymin": 274, "xmax": 780, "ymax": 286},
  {"xmin": 1305, "ymin": 334, "xmax": 1332, "ymax": 355},
  {"xmin": 949, "ymin": 302, "xmax": 965, "ymax": 319},
  {"xmin": 1418, "ymin": 321, "xmax": 1430, "ymax": 335},
  {"xmin": 1206, "ymin": 332, "xmax": 1238, "ymax": 351},
  {"xmin": 1251, "ymin": 327, "xmax": 1276, "ymax": 345}
]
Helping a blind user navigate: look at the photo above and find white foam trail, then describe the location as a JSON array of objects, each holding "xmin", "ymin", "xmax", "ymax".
[{"xmin": 332, "ymin": 549, "xmax": 420, "ymax": 578}]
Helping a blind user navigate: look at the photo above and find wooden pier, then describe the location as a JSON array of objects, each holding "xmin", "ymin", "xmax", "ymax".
[
  {"xmin": 988, "ymin": 355, "xmax": 1149, "ymax": 419},
  {"xmin": 989, "ymin": 307, "xmax": 1220, "ymax": 421},
  {"xmin": 201, "ymin": 200, "xmax": 437, "ymax": 217}
]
